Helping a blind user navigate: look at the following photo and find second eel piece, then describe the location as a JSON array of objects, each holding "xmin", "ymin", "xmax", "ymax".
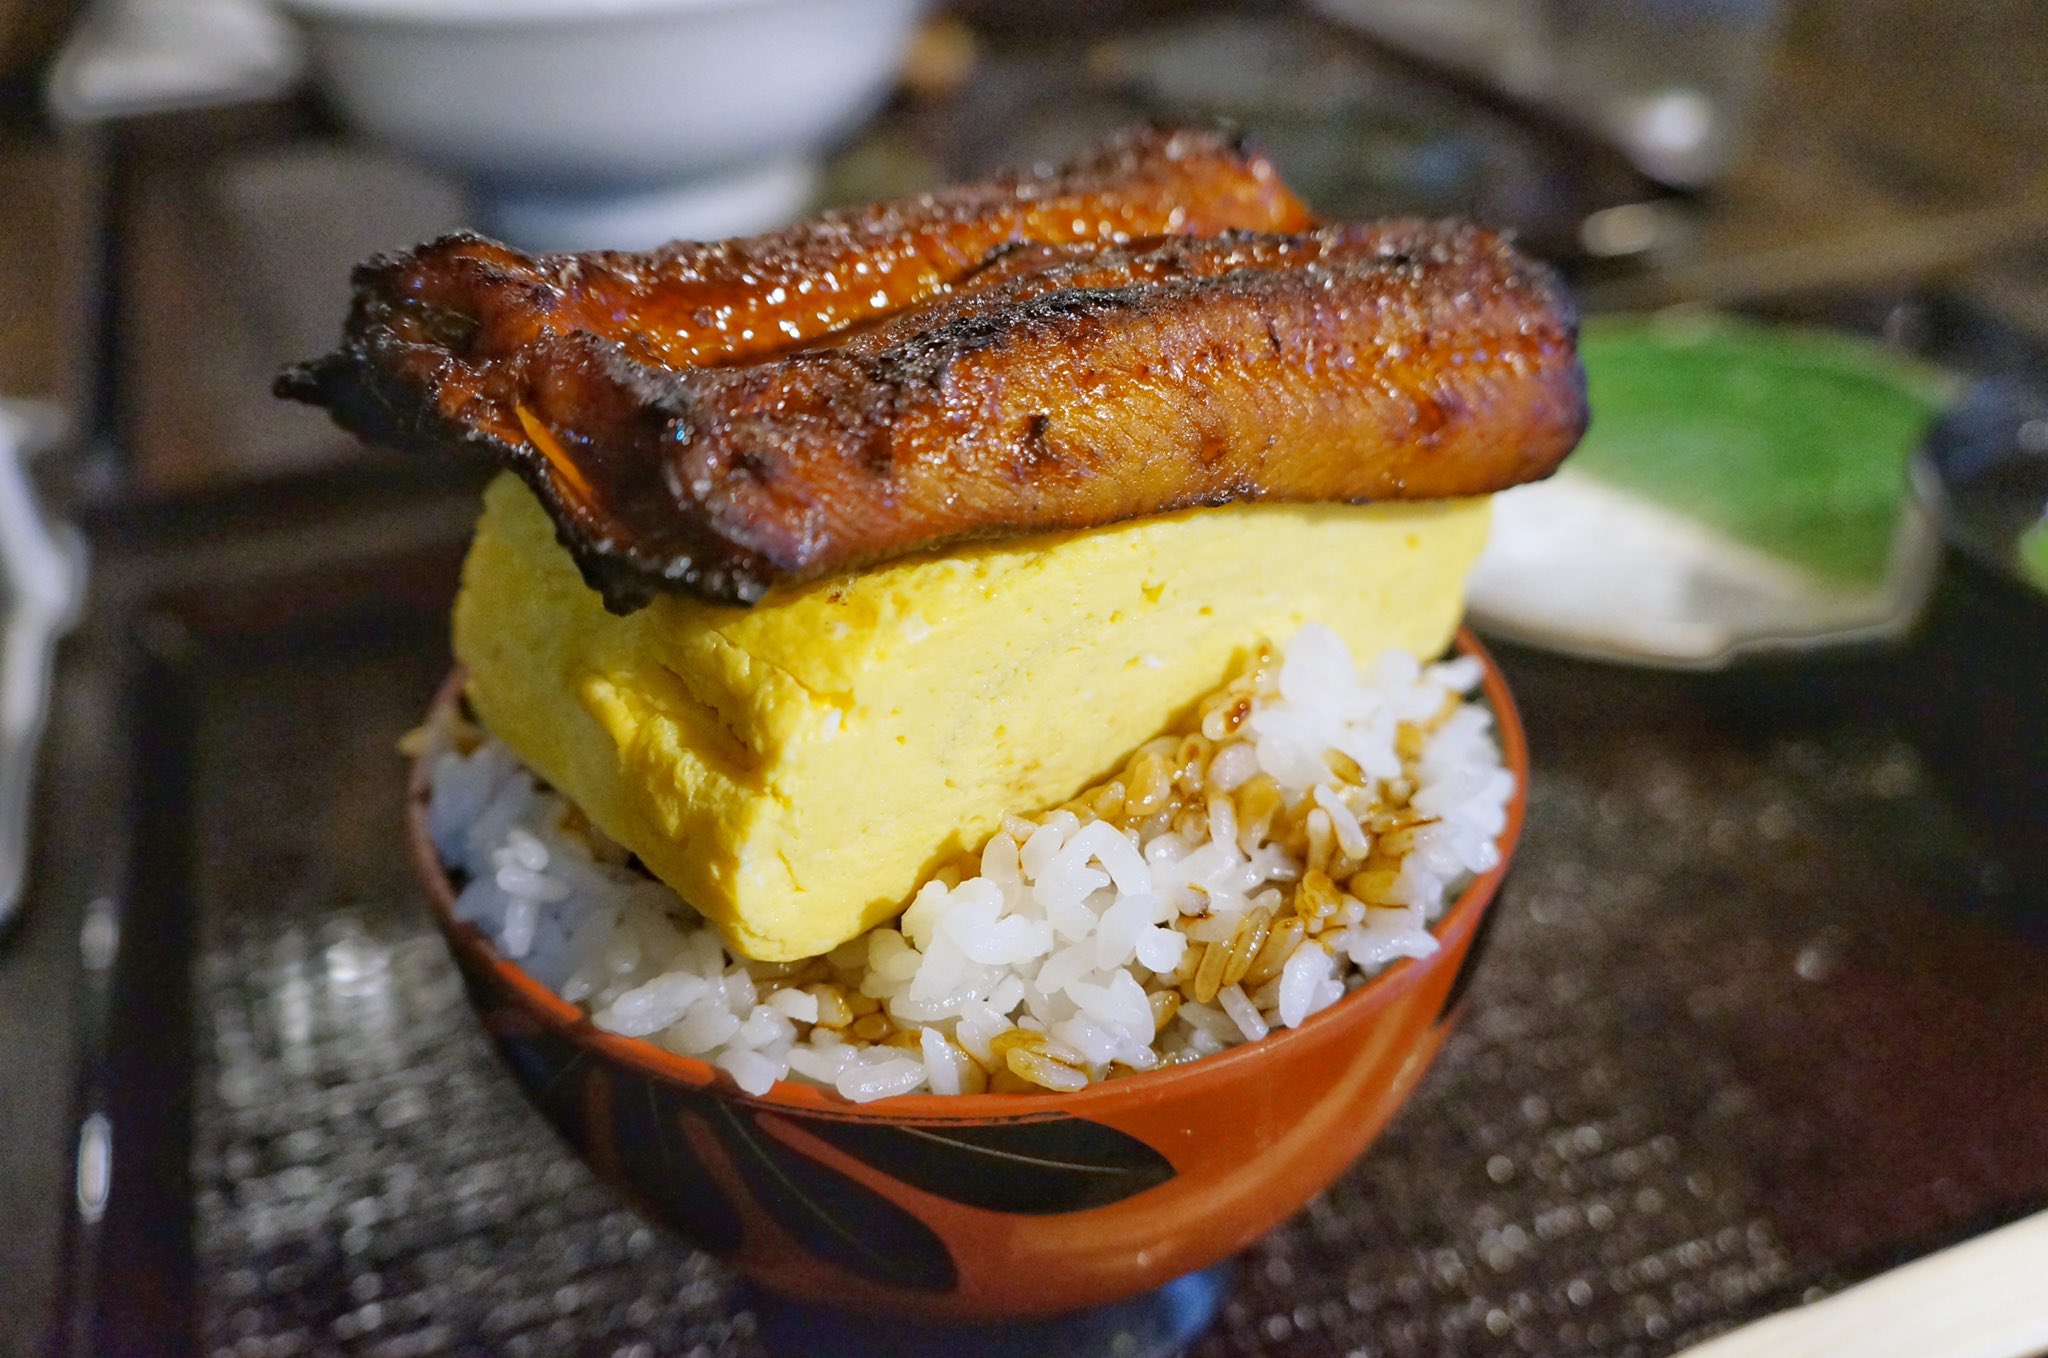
[{"xmin": 281, "ymin": 126, "xmax": 1584, "ymax": 611}]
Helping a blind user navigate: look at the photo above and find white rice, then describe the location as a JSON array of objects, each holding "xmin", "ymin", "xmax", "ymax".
[{"xmin": 425, "ymin": 625, "xmax": 1512, "ymax": 1102}]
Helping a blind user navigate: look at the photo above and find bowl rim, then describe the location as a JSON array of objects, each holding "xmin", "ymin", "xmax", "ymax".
[{"xmin": 406, "ymin": 627, "xmax": 1528, "ymax": 1120}]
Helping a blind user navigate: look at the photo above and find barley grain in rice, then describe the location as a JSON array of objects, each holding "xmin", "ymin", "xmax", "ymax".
[{"xmin": 428, "ymin": 625, "xmax": 1511, "ymax": 1102}]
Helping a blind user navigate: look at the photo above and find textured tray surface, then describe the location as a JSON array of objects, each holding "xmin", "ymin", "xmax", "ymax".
[{"xmin": 180, "ymin": 631, "xmax": 2048, "ymax": 1358}]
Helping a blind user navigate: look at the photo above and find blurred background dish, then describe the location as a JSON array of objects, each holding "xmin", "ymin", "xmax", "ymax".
[
  {"xmin": 1907, "ymin": 380, "xmax": 2048, "ymax": 889},
  {"xmin": 278, "ymin": 0, "xmax": 933, "ymax": 249},
  {"xmin": 48, "ymin": 0, "xmax": 300, "ymax": 124},
  {"xmin": 0, "ymin": 400, "xmax": 81, "ymax": 938},
  {"xmin": 1, "ymin": 3, "xmax": 2046, "ymax": 1356},
  {"xmin": 1916, "ymin": 379, "xmax": 2048, "ymax": 595},
  {"xmin": 1467, "ymin": 311, "xmax": 1959, "ymax": 667}
]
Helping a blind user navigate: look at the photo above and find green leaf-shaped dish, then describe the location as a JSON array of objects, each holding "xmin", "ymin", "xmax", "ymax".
[
  {"xmin": 1573, "ymin": 312, "xmax": 1956, "ymax": 587},
  {"xmin": 1470, "ymin": 312, "xmax": 1961, "ymax": 667}
]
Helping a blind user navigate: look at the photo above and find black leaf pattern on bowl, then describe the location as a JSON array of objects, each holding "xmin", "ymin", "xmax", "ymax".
[
  {"xmin": 462, "ymin": 943, "xmax": 1180, "ymax": 1292},
  {"xmin": 482, "ymin": 1007, "xmax": 599, "ymax": 1160},
  {"xmin": 608, "ymin": 1076, "xmax": 745, "ymax": 1255},
  {"xmin": 709, "ymin": 1103, "xmax": 958, "ymax": 1291},
  {"xmin": 1439, "ymin": 874, "xmax": 1512, "ymax": 1023},
  {"xmin": 782, "ymin": 1113, "xmax": 1177, "ymax": 1215},
  {"xmin": 484, "ymin": 1014, "xmax": 746, "ymax": 1257}
]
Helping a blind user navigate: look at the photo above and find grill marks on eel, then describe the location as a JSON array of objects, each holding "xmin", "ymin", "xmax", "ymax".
[
  {"xmin": 400, "ymin": 125, "xmax": 1305, "ymax": 375},
  {"xmin": 279, "ymin": 125, "xmax": 1310, "ymax": 606},
  {"xmin": 278, "ymin": 132, "xmax": 1585, "ymax": 612},
  {"xmin": 542, "ymin": 222, "xmax": 1583, "ymax": 607}
]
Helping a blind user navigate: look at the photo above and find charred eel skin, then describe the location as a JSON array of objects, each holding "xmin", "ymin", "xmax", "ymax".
[
  {"xmin": 281, "ymin": 136, "xmax": 1584, "ymax": 612},
  {"xmin": 476, "ymin": 222, "xmax": 1585, "ymax": 608},
  {"xmin": 280, "ymin": 124, "xmax": 1307, "ymax": 444}
]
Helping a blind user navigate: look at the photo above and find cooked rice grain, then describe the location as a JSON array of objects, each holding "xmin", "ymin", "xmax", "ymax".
[{"xmin": 427, "ymin": 626, "xmax": 1511, "ymax": 1101}]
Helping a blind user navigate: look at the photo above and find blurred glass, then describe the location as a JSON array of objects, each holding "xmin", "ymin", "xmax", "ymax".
[
  {"xmin": 1309, "ymin": 0, "xmax": 1787, "ymax": 187},
  {"xmin": 1546, "ymin": 0, "xmax": 1786, "ymax": 187},
  {"xmin": 1305, "ymin": 0, "xmax": 1552, "ymax": 97}
]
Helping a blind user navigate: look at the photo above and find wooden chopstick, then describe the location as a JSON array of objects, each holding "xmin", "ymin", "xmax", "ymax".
[{"xmin": 1673, "ymin": 1209, "xmax": 2048, "ymax": 1358}]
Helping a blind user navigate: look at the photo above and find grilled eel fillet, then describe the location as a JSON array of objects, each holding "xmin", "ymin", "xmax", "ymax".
[
  {"xmin": 280, "ymin": 124, "xmax": 1306, "ymax": 475},
  {"xmin": 281, "ymin": 148, "xmax": 1585, "ymax": 613}
]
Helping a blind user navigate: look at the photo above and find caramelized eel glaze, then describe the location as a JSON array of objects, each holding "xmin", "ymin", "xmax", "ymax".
[{"xmin": 281, "ymin": 130, "xmax": 1584, "ymax": 611}]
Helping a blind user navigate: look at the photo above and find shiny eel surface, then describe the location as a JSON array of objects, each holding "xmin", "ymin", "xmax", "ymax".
[
  {"xmin": 279, "ymin": 123, "xmax": 1307, "ymax": 467},
  {"xmin": 281, "ymin": 140, "xmax": 1584, "ymax": 611}
]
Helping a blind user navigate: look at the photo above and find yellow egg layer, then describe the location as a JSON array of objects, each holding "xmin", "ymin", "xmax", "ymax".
[{"xmin": 454, "ymin": 475, "xmax": 1490, "ymax": 961}]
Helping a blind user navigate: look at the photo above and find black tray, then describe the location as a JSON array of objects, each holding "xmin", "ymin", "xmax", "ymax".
[
  {"xmin": 22, "ymin": 452, "xmax": 2045, "ymax": 1358},
  {"xmin": 11, "ymin": 7, "xmax": 2045, "ymax": 1346}
]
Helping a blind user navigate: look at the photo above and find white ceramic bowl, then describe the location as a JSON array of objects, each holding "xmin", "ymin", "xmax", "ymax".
[{"xmin": 282, "ymin": 0, "xmax": 930, "ymax": 245}]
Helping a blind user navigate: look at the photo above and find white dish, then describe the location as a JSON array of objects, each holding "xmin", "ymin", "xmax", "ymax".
[
  {"xmin": 1465, "ymin": 313, "xmax": 1956, "ymax": 670},
  {"xmin": 281, "ymin": 0, "xmax": 929, "ymax": 238},
  {"xmin": 479, "ymin": 154, "xmax": 820, "ymax": 253},
  {"xmin": 0, "ymin": 402, "xmax": 84, "ymax": 933},
  {"xmin": 1467, "ymin": 470, "xmax": 1941, "ymax": 669}
]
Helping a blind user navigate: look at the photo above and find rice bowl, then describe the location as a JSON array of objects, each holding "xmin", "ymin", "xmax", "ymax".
[
  {"xmin": 289, "ymin": 127, "xmax": 1576, "ymax": 1315},
  {"xmin": 420, "ymin": 625, "xmax": 1516, "ymax": 1103},
  {"xmin": 403, "ymin": 627, "xmax": 1524, "ymax": 1316}
]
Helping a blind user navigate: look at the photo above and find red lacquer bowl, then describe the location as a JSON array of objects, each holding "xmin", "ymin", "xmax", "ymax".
[{"xmin": 406, "ymin": 630, "xmax": 1527, "ymax": 1320}]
